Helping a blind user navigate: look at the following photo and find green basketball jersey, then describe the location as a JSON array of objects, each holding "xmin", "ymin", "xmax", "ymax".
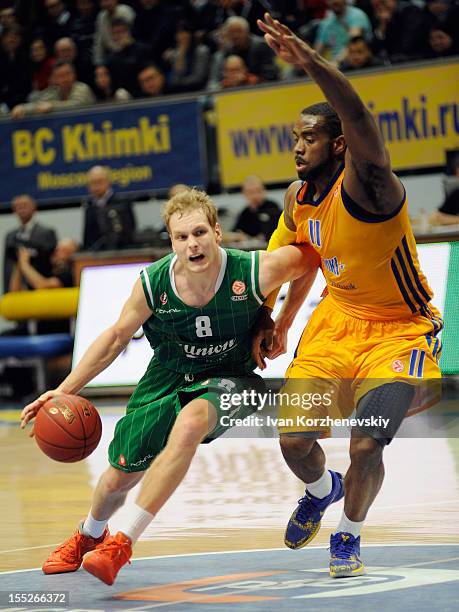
[{"xmin": 139, "ymin": 248, "xmax": 265, "ymax": 375}]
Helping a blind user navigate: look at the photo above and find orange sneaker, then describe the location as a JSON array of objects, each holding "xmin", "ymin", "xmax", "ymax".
[
  {"xmin": 82, "ymin": 532, "xmax": 132, "ymax": 585},
  {"xmin": 42, "ymin": 523, "xmax": 109, "ymax": 575}
]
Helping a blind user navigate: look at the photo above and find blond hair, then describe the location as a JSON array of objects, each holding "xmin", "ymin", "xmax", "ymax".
[{"xmin": 162, "ymin": 188, "xmax": 218, "ymax": 232}]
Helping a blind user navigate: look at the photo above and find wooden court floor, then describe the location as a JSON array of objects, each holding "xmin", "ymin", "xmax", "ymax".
[{"xmin": 1, "ymin": 407, "xmax": 458, "ymax": 573}]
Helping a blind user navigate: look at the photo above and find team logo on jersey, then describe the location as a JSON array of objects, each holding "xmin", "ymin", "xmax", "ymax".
[
  {"xmin": 308, "ymin": 219, "xmax": 321, "ymax": 247},
  {"xmin": 118, "ymin": 454, "xmax": 126, "ymax": 467},
  {"xmin": 392, "ymin": 360, "xmax": 405, "ymax": 373},
  {"xmin": 323, "ymin": 256, "xmax": 345, "ymax": 277},
  {"xmin": 232, "ymin": 280, "xmax": 246, "ymax": 295},
  {"xmin": 160, "ymin": 292, "xmax": 168, "ymax": 305}
]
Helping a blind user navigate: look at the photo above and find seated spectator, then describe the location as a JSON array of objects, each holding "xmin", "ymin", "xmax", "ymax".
[
  {"xmin": 163, "ymin": 21, "xmax": 210, "ymax": 93},
  {"xmin": 208, "ymin": 16, "xmax": 279, "ymax": 89},
  {"xmin": 11, "ymin": 60, "xmax": 96, "ymax": 119},
  {"xmin": 8, "ymin": 238, "xmax": 78, "ymax": 334},
  {"xmin": 0, "ymin": 5, "xmax": 18, "ymax": 34},
  {"xmin": 137, "ymin": 63, "xmax": 167, "ymax": 98},
  {"xmin": 420, "ymin": 0, "xmax": 459, "ymax": 55},
  {"xmin": 233, "ymin": 175, "xmax": 281, "ymax": 242},
  {"xmin": 94, "ymin": 65, "xmax": 131, "ymax": 102},
  {"xmin": 42, "ymin": 0, "xmax": 74, "ymax": 48},
  {"xmin": 71, "ymin": 0, "xmax": 97, "ymax": 73},
  {"xmin": 28, "ymin": 39, "xmax": 55, "ymax": 101},
  {"xmin": 3, "ymin": 194, "xmax": 57, "ymax": 294},
  {"xmin": 0, "ymin": 26, "xmax": 31, "ymax": 110},
  {"xmin": 370, "ymin": 0, "xmax": 425, "ymax": 63},
  {"xmin": 54, "ymin": 36, "xmax": 92, "ymax": 85},
  {"xmin": 221, "ymin": 55, "xmax": 259, "ymax": 88},
  {"xmin": 9, "ymin": 239, "xmax": 78, "ymax": 292},
  {"xmin": 93, "ymin": 0, "xmax": 135, "ymax": 66},
  {"xmin": 339, "ymin": 35, "xmax": 384, "ymax": 71},
  {"xmin": 423, "ymin": 26, "xmax": 458, "ymax": 59},
  {"xmin": 314, "ymin": 0, "xmax": 372, "ymax": 63},
  {"xmin": 106, "ymin": 19, "xmax": 150, "ymax": 96},
  {"xmin": 133, "ymin": 0, "xmax": 179, "ymax": 64},
  {"xmin": 195, "ymin": 0, "xmax": 270, "ymax": 45},
  {"xmin": 83, "ymin": 165, "xmax": 136, "ymax": 250},
  {"xmin": 430, "ymin": 157, "xmax": 459, "ymax": 226}
]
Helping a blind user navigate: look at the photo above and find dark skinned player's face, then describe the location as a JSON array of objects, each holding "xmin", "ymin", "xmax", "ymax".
[{"xmin": 293, "ymin": 114, "xmax": 338, "ymax": 183}]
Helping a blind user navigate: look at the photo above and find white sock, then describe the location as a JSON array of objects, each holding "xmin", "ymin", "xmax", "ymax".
[
  {"xmin": 335, "ymin": 512, "xmax": 364, "ymax": 538},
  {"xmin": 306, "ymin": 470, "xmax": 333, "ymax": 499},
  {"xmin": 82, "ymin": 511, "xmax": 108, "ymax": 539},
  {"xmin": 121, "ymin": 504, "xmax": 155, "ymax": 544}
]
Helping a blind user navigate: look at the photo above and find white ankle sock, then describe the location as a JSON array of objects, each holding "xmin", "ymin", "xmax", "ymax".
[
  {"xmin": 82, "ymin": 511, "xmax": 108, "ymax": 539},
  {"xmin": 121, "ymin": 504, "xmax": 155, "ymax": 544},
  {"xmin": 335, "ymin": 512, "xmax": 364, "ymax": 538},
  {"xmin": 306, "ymin": 470, "xmax": 333, "ymax": 499}
]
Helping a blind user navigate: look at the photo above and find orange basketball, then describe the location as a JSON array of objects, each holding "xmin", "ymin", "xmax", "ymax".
[{"xmin": 34, "ymin": 394, "xmax": 102, "ymax": 463}]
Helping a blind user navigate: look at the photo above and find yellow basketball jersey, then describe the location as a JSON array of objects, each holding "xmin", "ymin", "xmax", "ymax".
[{"xmin": 293, "ymin": 164, "xmax": 435, "ymax": 321}]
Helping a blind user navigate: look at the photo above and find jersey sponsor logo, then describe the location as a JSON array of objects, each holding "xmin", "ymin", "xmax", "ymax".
[
  {"xmin": 323, "ymin": 256, "xmax": 345, "ymax": 277},
  {"xmin": 232, "ymin": 280, "xmax": 246, "ymax": 295},
  {"xmin": 156, "ymin": 307, "xmax": 181, "ymax": 314},
  {"xmin": 392, "ymin": 359, "xmax": 405, "ymax": 373},
  {"xmin": 129, "ymin": 452, "xmax": 155, "ymax": 467},
  {"xmin": 231, "ymin": 294, "xmax": 248, "ymax": 301},
  {"xmin": 160, "ymin": 292, "xmax": 168, "ymax": 305},
  {"xmin": 330, "ymin": 280, "xmax": 356, "ymax": 290},
  {"xmin": 184, "ymin": 338, "xmax": 236, "ymax": 358}
]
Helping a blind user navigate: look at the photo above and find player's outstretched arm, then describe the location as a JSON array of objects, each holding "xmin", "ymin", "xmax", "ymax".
[
  {"xmin": 20, "ymin": 278, "xmax": 152, "ymax": 429},
  {"xmin": 258, "ymin": 13, "xmax": 404, "ymax": 214},
  {"xmin": 252, "ymin": 245, "xmax": 319, "ymax": 369},
  {"xmin": 258, "ymin": 244, "xmax": 319, "ymax": 304},
  {"xmin": 263, "ymin": 180, "xmax": 300, "ymax": 310}
]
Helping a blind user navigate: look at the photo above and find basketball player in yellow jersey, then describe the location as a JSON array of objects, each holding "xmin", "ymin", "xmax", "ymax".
[{"xmin": 255, "ymin": 14, "xmax": 443, "ymax": 578}]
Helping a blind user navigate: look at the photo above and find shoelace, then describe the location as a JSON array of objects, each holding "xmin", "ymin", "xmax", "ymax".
[
  {"xmin": 52, "ymin": 533, "xmax": 83, "ymax": 562},
  {"xmin": 295, "ymin": 494, "xmax": 318, "ymax": 523},
  {"xmin": 97, "ymin": 538, "xmax": 131, "ymax": 564},
  {"xmin": 332, "ymin": 537, "xmax": 356, "ymax": 559}
]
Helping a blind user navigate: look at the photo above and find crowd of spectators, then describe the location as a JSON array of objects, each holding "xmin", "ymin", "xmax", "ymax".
[{"xmin": 0, "ymin": 0, "xmax": 457, "ymax": 115}]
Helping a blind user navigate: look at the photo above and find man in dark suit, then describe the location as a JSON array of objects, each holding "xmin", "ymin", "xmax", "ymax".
[
  {"xmin": 83, "ymin": 165, "xmax": 136, "ymax": 251},
  {"xmin": 4, "ymin": 194, "xmax": 57, "ymax": 293}
]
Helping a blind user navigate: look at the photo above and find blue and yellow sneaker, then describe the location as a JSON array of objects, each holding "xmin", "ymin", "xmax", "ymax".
[
  {"xmin": 284, "ymin": 470, "xmax": 344, "ymax": 549},
  {"xmin": 329, "ymin": 532, "xmax": 364, "ymax": 578}
]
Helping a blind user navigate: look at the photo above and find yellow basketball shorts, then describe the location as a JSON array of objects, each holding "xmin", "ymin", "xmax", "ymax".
[{"xmin": 278, "ymin": 296, "xmax": 442, "ymax": 435}]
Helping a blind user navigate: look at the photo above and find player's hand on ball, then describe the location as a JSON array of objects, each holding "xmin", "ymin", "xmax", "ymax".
[{"xmin": 20, "ymin": 389, "xmax": 61, "ymax": 433}]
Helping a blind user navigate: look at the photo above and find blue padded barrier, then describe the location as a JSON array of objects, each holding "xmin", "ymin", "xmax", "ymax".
[{"xmin": 0, "ymin": 334, "xmax": 73, "ymax": 359}]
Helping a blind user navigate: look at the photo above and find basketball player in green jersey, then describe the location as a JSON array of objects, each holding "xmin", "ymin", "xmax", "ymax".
[{"xmin": 21, "ymin": 188, "xmax": 319, "ymax": 586}]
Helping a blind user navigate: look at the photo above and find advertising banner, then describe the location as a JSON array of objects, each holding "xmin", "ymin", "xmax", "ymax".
[
  {"xmin": 73, "ymin": 243, "xmax": 455, "ymax": 388},
  {"xmin": 0, "ymin": 99, "xmax": 206, "ymax": 208},
  {"xmin": 215, "ymin": 62, "xmax": 459, "ymax": 187}
]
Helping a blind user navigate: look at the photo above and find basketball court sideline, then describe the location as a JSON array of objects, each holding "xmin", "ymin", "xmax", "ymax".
[{"xmin": 1, "ymin": 409, "xmax": 458, "ymax": 611}]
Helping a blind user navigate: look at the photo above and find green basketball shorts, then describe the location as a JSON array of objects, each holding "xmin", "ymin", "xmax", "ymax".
[{"xmin": 108, "ymin": 356, "xmax": 264, "ymax": 472}]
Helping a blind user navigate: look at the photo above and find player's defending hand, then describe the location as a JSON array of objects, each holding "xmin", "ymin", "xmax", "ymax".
[
  {"xmin": 20, "ymin": 389, "xmax": 62, "ymax": 435},
  {"xmin": 257, "ymin": 12, "xmax": 316, "ymax": 70},
  {"xmin": 266, "ymin": 320, "xmax": 289, "ymax": 360},
  {"xmin": 251, "ymin": 307, "xmax": 275, "ymax": 370}
]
